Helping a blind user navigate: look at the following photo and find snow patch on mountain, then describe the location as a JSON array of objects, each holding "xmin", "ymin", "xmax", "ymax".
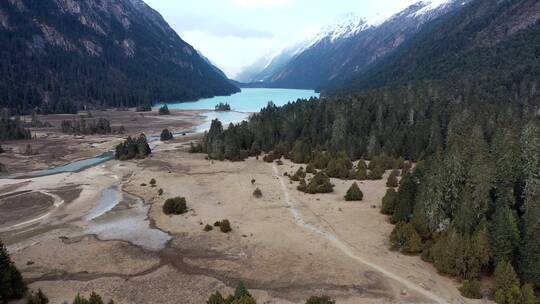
[{"xmin": 412, "ymin": 0, "xmax": 454, "ymax": 17}]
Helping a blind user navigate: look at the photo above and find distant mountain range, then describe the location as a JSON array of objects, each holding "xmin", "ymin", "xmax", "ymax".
[
  {"xmin": 236, "ymin": 0, "xmax": 471, "ymax": 90},
  {"xmin": 0, "ymin": 0, "xmax": 239, "ymax": 113},
  {"xmin": 329, "ymin": 0, "xmax": 540, "ymax": 95}
]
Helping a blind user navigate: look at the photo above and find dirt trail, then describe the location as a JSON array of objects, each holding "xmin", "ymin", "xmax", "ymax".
[{"xmin": 272, "ymin": 163, "xmax": 449, "ymax": 304}]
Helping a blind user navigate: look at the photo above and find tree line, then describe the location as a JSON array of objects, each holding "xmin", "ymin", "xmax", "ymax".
[
  {"xmin": 60, "ymin": 117, "xmax": 112, "ymax": 135},
  {"xmin": 0, "ymin": 115, "xmax": 31, "ymax": 141}
]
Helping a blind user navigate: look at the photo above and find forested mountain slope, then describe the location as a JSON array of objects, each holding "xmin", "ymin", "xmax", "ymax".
[
  {"xmin": 328, "ymin": 0, "xmax": 540, "ymax": 99},
  {"xmin": 0, "ymin": 0, "xmax": 239, "ymax": 114}
]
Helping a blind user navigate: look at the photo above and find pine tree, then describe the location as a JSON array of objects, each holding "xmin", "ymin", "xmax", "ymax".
[
  {"xmin": 0, "ymin": 240, "xmax": 26, "ymax": 302},
  {"xmin": 9, "ymin": 265, "xmax": 25, "ymax": 299},
  {"xmin": 306, "ymin": 172, "xmax": 333, "ymax": 194},
  {"xmin": 489, "ymin": 206, "xmax": 520, "ymax": 265},
  {"xmin": 73, "ymin": 294, "xmax": 89, "ymax": 304},
  {"xmin": 494, "ymin": 261, "xmax": 521, "ymax": 304},
  {"xmin": 520, "ymin": 284, "xmax": 537, "ymax": 304},
  {"xmin": 305, "ymin": 295, "xmax": 335, "ymax": 304},
  {"xmin": 381, "ymin": 188, "xmax": 397, "ymax": 215},
  {"xmin": 344, "ymin": 183, "xmax": 363, "ymax": 201},
  {"xmin": 519, "ymin": 121, "xmax": 540, "ymax": 288},
  {"xmin": 28, "ymin": 289, "xmax": 49, "ymax": 304},
  {"xmin": 459, "ymin": 280, "xmax": 482, "ymax": 299},
  {"xmin": 389, "ymin": 222, "xmax": 422, "ymax": 254},
  {"xmin": 392, "ymin": 172, "xmax": 416, "ymax": 223},
  {"xmin": 234, "ymin": 282, "xmax": 251, "ymax": 300},
  {"xmin": 386, "ymin": 169, "xmax": 399, "ymax": 188}
]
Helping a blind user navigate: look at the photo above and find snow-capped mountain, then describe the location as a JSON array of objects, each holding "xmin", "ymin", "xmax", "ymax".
[
  {"xmin": 236, "ymin": 0, "xmax": 470, "ymax": 89},
  {"xmin": 304, "ymin": 13, "xmax": 368, "ymax": 48}
]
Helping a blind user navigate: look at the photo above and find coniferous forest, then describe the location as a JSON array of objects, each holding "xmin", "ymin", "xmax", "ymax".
[{"xmin": 198, "ymin": 0, "xmax": 540, "ymax": 300}]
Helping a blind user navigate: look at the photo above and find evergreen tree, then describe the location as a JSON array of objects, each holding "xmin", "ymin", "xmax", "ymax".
[
  {"xmin": 519, "ymin": 121, "xmax": 540, "ymax": 288},
  {"xmin": 520, "ymin": 284, "xmax": 537, "ymax": 304},
  {"xmin": 392, "ymin": 172, "xmax": 416, "ymax": 223},
  {"xmin": 0, "ymin": 240, "xmax": 26, "ymax": 302},
  {"xmin": 158, "ymin": 104, "xmax": 170, "ymax": 115},
  {"xmin": 88, "ymin": 292, "xmax": 104, "ymax": 304},
  {"xmin": 27, "ymin": 289, "xmax": 49, "ymax": 304},
  {"xmin": 162, "ymin": 197, "xmax": 188, "ymax": 215},
  {"xmin": 386, "ymin": 169, "xmax": 399, "ymax": 188},
  {"xmin": 73, "ymin": 294, "xmax": 89, "ymax": 304},
  {"xmin": 305, "ymin": 172, "xmax": 333, "ymax": 194},
  {"xmin": 207, "ymin": 291, "xmax": 225, "ymax": 304},
  {"xmin": 160, "ymin": 129, "xmax": 174, "ymax": 141},
  {"xmin": 489, "ymin": 206, "xmax": 520, "ymax": 265},
  {"xmin": 234, "ymin": 282, "xmax": 251, "ymax": 299},
  {"xmin": 305, "ymin": 296, "xmax": 335, "ymax": 304},
  {"xmin": 389, "ymin": 222, "xmax": 422, "ymax": 254},
  {"xmin": 494, "ymin": 261, "xmax": 522, "ymax": 304},
  {"xmin": 459, "ymin": 280, "xmax": 482, "ymax": 299},
  {"xmin": 344, "ymin": 183, "xmax": 363, "ymax": 201},
  {"xmin": 381, "ymin": 188, "xmax": 397, "ymax": 215}
]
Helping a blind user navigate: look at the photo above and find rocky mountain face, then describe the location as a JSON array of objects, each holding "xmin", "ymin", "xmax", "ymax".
[
  {"xmin": 329, "ymin": 0, "xmax": 540, "ymax": 96},
  {"xmin": 0, "ymin": 0, "xmax": 239, "ymax": 113},
  {"xmin": 237, "ymin": 0, "xmax": 470, "ymax": 90}
]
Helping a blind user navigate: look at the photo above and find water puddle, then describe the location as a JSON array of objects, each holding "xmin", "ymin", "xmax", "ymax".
[
  {"xmin": 84, "ymin": 187, "xmax": 171, "ymax": 251},
  {"xmin": 85, "ymin": 187, "xmax": 122, "ymax": 221}
]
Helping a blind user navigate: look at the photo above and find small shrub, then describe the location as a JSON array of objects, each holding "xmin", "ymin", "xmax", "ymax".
[
  {"xmin": 459, "ymin": 280, "xmax": 482, "ymax": 299},
  {"xmin": 214, "ymin": 221, "xmax": 221, "ymax": 227},
  {"xmin": 160, "ymin": 129, "xmax": 173, "ymax": 141},
  {"xmin": 204, "ymin": 224, "xmax": 213, "ymax": 232},
  {"xmin": 140, "ymin": 183, "xmax": 147, "ymax": 187},
  {"xmin": 150, "ymin": 178, "xmax": 156, "ymax": 186},
  {"xmin": 290, "ymin": 167, "xmax": 307, "ymax": 181},
  {"xmin": 27, "ymin": 289, "xmax": 49, "ymax": 304},
  {"xmin": 306, "ymin": 163, "xmax": 316, "ymax": 174},
  {"xmin": 158, "ymin": 188, "xmax": 164, "ymax": 196},
  {"xmin": 163, "ymin": 197, "xmax": 188, "ymax": 215},
  {"xmin": 253, "ymin": 188, "xmax": 262, "ymax": 198},
  {"xmin": 297, "ymin": 178, "xmax": 307, "ymax": 192},
  {"xmin": 344, "ymin": 182, "xmax": 363, "ymax": 201},
  {"xmin": 220, "ymin": 219, "xmax": 232, "ymax": 233},
  {"xmin": 207, "ymin": 282, "xmax": 256, "ymax": 304},
  {"xmin": 251, "ymin": 179, "xmax": 256, "ymax": 184},
  {"xmin": 305, "ymin": 295, "xmax": 335, "ymax": 304}
]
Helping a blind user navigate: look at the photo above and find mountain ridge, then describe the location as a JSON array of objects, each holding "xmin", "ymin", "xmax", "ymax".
[
  {"xmin": 0, "ymin": 0, "xmax": 239, "ymax": 114},
  {"xmin": 236, "ymin": 0, "xmax": 470, "ymax": 90}
]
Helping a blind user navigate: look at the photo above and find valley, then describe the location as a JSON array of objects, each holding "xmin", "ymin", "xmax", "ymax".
[
  {"xmin": 1, "ymin": 0, "xmax": 539, "ymax": 303},
  {"xmin": 0, "ymin": 125, "xmax": 472, "ymax": 303}
]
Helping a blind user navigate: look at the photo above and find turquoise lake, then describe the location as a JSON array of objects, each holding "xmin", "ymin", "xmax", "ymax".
[
  {"xmin": 157, "ymin": 88, "xmax": 319, "ymax": 133},
  {"xmin": 158, "ymin": 88, "xmax": 319, "ymax": 112}
]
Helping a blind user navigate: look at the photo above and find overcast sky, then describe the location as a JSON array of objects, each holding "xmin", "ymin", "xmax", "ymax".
[{"xmin": 143, "ymin": 0, "xmax": 421, "ymax": 78}]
